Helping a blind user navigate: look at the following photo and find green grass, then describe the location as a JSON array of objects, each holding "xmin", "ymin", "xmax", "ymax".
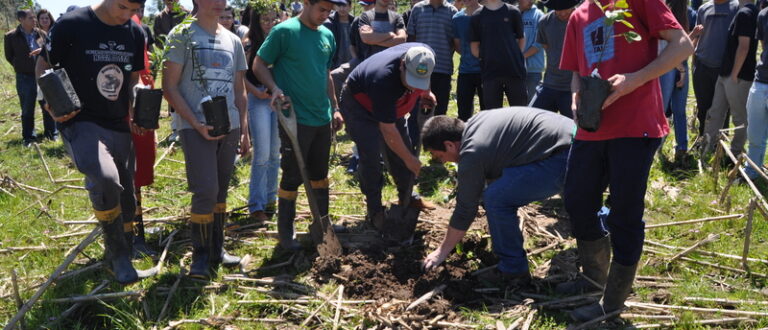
[{"xmin": 0, "ymin": 45, "xmax": 767, "ymax": 329}]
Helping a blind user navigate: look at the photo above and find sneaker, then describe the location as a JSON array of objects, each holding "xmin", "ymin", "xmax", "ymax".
[
  {"xmin": 168, "ymin": 130, "xmax": 180, "ymax": 142},
  {"xmin": 346, "ymin": 156, "xmax": 359, "ymax": 173},
  {"xmin": 22, "ymin": 140, "xmax": 34, "ymax": 148}
]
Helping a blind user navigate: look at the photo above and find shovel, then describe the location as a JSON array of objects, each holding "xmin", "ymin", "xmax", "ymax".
[
  {"xmin": 275, "ymin": 99, "xmax": 343, "ymax": 257},
  {"xmin": 382, "ymin": 104, "xmax": 434, "ymax": 242}
]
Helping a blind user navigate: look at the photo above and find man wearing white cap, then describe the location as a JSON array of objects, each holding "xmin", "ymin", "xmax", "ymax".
[{"xmin": 339, "ymin": 42, "xmax": 437, "ymax": 228}]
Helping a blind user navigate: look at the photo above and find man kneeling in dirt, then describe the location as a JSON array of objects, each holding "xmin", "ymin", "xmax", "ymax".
[
  {"xmin": 339, "ymin": 43, "xmax": 437, "ymax": 232},
  {"xmin": 421, "ymin": 109, "xmax": 574, "ymax": 286}
]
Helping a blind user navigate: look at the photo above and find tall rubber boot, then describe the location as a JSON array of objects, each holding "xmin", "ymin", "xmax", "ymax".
[
  {"xmin": 189, "ymin": 214, "xmax": 214, "ymax": 279},
  {"xmin": 100, "ymin": 213, "xmax": 139, "ymax": 285},
  {"xmin": 556, "ymin": 236, "xmax": 611, "ymax": 295},
  {"xmin": 212, "ymin": 209, "xmax": 241, "ymax": 267},
  {"xmin": 132, "ymin": 206, "xmax": 157, "ymax": 258},
  {"xmin": 570, "ymin": 262, "xmax": 638, "ymax": 322},
  {"xmin": 277, "ymin": 197, "xmax": 301, "ymax": 250}
]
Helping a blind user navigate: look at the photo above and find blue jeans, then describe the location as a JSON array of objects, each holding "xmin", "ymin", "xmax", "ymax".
[
  {"xmin": 17, "ymin": 73, "xmax": 38, "ymax": 142},
  {"xmin": 564, "ymin": 138, "xmax": 660, "ymax": 266},
  {"xmin": 530, "ymin": 85, "xmax": 573, "ymax": 118},
  {"xmin": 659, "ymin": 64, "xmax": 689, "ymax": 151},
  {"xmin": 247, "ymin": 94, "xmax": 280, "ymax": 213},
  {"xmin": 746, "ymin": 81, "xmax": 768, "ymax": 179},
  {"xmin": 525, "ymin": 72, "xmax": 543, "ymax": 104},
  {"xmin": 483, "ymin": 150, "xmax": 568, "ymax": 274}
]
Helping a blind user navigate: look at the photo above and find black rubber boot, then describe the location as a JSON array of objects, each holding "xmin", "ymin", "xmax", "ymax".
[
  {"xmin": 211, "ymin": 213, "xmax": 241, "ymax": 267},
  {"xmin": 556, "ymin": 236, "xmax": 611, "ymax": 295},
  {"xmin": 277, "ymin": 197, "xmax": 301, "ymax": 250},
  {"xmin": 132, "ymin": 213, "xmax": 158, "ymax": 258},
  {"xmin": 101, "ymin": 218, "xmax": 139, "ymax": 285},
  {"xmin": 570, "ymin": 262, "xmax": 638, "ymax": 322},
  {"xmin": 189, "ymin": 221, "xmax": 213, "ymax": 279}
]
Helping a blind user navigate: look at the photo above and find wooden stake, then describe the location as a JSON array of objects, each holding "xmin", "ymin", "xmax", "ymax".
[
  {"xmin": 683, "ymin": 297, "xmax": 768, "ymax": 306},
  {"xmin": 3, "ymin": 227, "xmax": 101, "ymax": 330},
  {"xmin": 156, "ymin": 269, "xmax": 184, "ymax": 324},
  {"xmin": 645, "ymin": 214, "xmax": 743, "ymax": 229},
  {"xmin": 10, "ymin": 270, "xmax": 24, "ymax": 329},
  {"xmin": 626, "ymin": 301, "xmax": 768, "ymax": 317},
  {"xmin": 406, "ymin": 284, "xmax": 446, "ymax": 311},
  {"xmin": 46, "ymin": 291, "xmax": 143, "ymax": 303},
  {"xmin": 333, "ymin": 285, "xmax": 344, "ymax": 330},
  {"xmin": 668, "ymin": 233, "xmax": 720, "ymax": 264},
  {"xmin": 742, "ymin": 199, "xmax": 756, "ymax": 270}
]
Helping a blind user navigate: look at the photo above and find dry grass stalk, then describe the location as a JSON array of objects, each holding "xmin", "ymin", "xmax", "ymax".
[
  {"xmin": 682, "ymin": 297, "xmax": 768, "ymax": 306},
  {"xmin": 156, "ymin": 269, "xmax": 184, "ymax": 324},
  {"xmin": 46, "ymin": 290, "xmax": 143, "ymax": 303},
  {"xmin": 645, "ymin": 239, "xmax": 768, "ymax": 264},
  {"xmin": 645, "ymin": 214, "xmax": 743, "ymax": 229},
  {"xmin": 333, "ymin": 285, "xmax": 344, "ymax": 330},
  {"xmin": 668, "ymin": 233, "xmax": 720, "ymax": 264},
  {"xmin": 633, "ymin": 317, "xmax": 755, "ymax": 328},
  {"xmin": 406, "ymin": 284, "xmax": 446, "ymax": 311},
  {"xmin": 154, "ymin": 141, "xmax": 175, "ymax": 168},
  {"xmin": 742, "ymin": 198, "xmax": 757, "ymax": 270},
  {"xmin": 520, "ymin": 309, "xmax": 537, "ymax": 330},
  {"xmin": 43, "ymin": 280, "xmax": 109, "ymax": 328},
  {"xmin": 300, "ymin": 286, "xmax": 339, "ymax": 327},
  {"xmin": 569, "ymin": 308, "xmax": 623, "ymax": 330},
  {"xmin": 626, "ymin": 301, "xmax": 768, "ymax": 316},
  {"xmin": 3, "ymin": 227, "xmax": 101, "ymax": 330}
]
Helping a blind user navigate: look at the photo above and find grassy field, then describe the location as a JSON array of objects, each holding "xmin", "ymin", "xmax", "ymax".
[{"xmin": 1, "ymin": 39, "xmax": 767, "ymax": 329}]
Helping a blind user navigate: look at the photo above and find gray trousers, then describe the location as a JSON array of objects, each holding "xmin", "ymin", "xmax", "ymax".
[
  {"xmin": 61, "ymin": 121, "xmax": 135, "ymax": 224},
  {"xmin": 339, "ymin": 88, "xmax": 415, "ymax": 216},
  {"xmin": 704, "ymin": 76, "xmax": 752, "ymax": 154},
  {"xmin": 179, "ymin": 128, "xmax": 240, "ymax": 219}
]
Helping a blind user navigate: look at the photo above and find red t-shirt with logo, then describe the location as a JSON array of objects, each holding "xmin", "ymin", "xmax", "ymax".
[{"xmin": 560, "ymin": 0, "xmax": 681, "ymax": 141}]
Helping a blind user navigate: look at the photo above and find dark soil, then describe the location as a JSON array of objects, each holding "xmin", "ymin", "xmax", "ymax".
[{"xmin": 309, "ymin": 203, "xmax": 572, "ymax": 323}]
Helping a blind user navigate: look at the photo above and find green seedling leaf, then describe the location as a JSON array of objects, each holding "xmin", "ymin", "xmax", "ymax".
[
  {"xmin": 615, "ymin": 0, "xmax": 629, "ymax": 9},
  {"xmin": 617, "ymin": 19, "xmax": 635, "ymax": 29},
  {"xmin": 456, "ymin": 242, "xmax": 464, "ymax": 256}
]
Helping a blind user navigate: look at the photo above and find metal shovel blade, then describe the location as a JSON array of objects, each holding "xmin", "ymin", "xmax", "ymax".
[
  {"xmin": 383, "ymin": 203, "xmax": 420, "ymax": 243},
  {"xmin": 275, "ymin": 100, "xmax": 343, "ymax": 257}
]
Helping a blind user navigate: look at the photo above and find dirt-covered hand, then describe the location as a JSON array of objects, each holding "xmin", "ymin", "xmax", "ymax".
[{"xmin": 422, "ymin": 249, "xmax": 448, "ymax": 271}]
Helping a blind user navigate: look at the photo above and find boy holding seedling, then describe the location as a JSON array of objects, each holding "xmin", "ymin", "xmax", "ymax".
[
  {"xmin": 35, "ymin": 0, "xmax": 155, "ymax": 284},
  {"xmin": 162, "ymin": 0, "xmax": 250, "ymax": 279},
  {"xmin": 558, "ymin": 0, "xmax": 693, "ymax": 321}
]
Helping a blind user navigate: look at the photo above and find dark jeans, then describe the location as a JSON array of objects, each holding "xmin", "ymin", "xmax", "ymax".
[
  {"xmin": 278, "ymin": 122, "xmax": 331, "ymax": 192},
  {"xmin": 431, "ymin": 72, "xmax": 452, "ymax": 116},
  {"xmin": 530, "ymin": 85, "xmax": 573, "ymax": 118},
  {"xmin": 341, "ymin": 91, "xmax": 416, "ymax": 215},
  {"xmin": 482, "ymin": 76, "xmax": 528, "ymax": 110},
  {"xmin": 16, "ymin": 73, "xmax": 38, "ymax": 142},
  {"xmin": 563, "ymin": 138, "xmax": 661, "ymax": 266},
  {"xmin": 456, "ymin": 73, "xmax": 484, "ymax": 121},
  {"xmin": 485, "ymin": 150, "xmax": 567, "ymax": 273},
  {"xmin": 693, "ymin": 58, "xmax": 728, "ymax": 136}
]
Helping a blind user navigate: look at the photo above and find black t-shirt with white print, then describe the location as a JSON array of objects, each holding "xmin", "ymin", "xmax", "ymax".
[{"xmin": 45, "ymin": 7, "xmax": 145, "ymax": 132}]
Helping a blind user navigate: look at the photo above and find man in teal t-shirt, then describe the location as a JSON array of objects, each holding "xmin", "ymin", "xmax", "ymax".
[{"xmin": 253, "ymin": 0, "xmax": 346, "ymax": 250}]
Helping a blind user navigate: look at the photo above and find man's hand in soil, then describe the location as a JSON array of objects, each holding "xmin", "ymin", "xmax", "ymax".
[
  {"xmin": 332, "ymin": 111, "xmax": 344, "ymax": 131},
  {"xmin": 45, "ymin": 103, "xmax": 80, "ymax": 123},
  {"xmin": 423, "ymin": 249, "xmax": 449, "ymax": 271},
  {"xmin": 602, "ymin": 72, "xmax": 643, "ymax": 109}
]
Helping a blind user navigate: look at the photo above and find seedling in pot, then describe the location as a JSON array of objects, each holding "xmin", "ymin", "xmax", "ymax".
[{"xmin": 577, "ymin": 0, "xmax": 642, "ymax": 132}]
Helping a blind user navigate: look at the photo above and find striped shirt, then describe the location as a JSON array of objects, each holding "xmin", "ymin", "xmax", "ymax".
[{"xmin": 406, "ymin": 0, "xmax": 458, "ymax": 75}]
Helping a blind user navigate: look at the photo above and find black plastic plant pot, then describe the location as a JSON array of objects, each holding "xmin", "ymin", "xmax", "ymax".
[
  {"xmin": 38, "ymin": 68, "xmax": 81, "ymax": 117},
  {"xmin": 202, "ymin": 96, "xmax": 230, "ymax": 137},
  {"xmin": 133, "ymin": 88, "xmax": 163, "ymax": 129},
  {"xmin": 577, "ymin": 76, "xmax": 612, "ymax": 132}
]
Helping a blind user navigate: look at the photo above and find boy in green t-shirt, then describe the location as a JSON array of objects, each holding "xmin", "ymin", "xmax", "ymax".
[{"xmin": 253, "ymin": 0, "xmax": 346, "ymax": 250}]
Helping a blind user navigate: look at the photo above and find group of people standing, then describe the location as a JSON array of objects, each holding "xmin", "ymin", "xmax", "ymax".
[{"xmin": 5, "ymin": 0, "xmax": 768, "ymax": 324}]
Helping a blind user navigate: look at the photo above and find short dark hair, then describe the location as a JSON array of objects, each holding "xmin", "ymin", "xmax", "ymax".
[
  {"xmin": 421, "ymin": 115, "xmax": 465, "ymax": 152},
  {"xmin": 17, "ymin": 9, "xmax": 32, "ymax": 20},
  {"xmin": 128, "ymin": 0, "xmax": 147, "ymax": 4}
]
